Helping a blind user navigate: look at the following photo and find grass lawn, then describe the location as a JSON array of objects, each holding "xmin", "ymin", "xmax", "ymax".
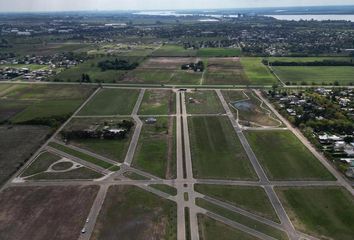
[
  {"xmin": 273, "ymin": 66, "xmax": 354, "ymax": 85},
  {"xmin": 28, "ymin": 167, "xmax": 103, "ymax": 180},
  {"xmin": 276, "ymin": 187, "xmax": 354, "ymax": 240},
  {"xmin": 78, "ymin": 88, "xmax": 139, "ymax": 116},
  {"xmin": 245, "ymin": 130, "xmax": 334, "ymax": 180},
  {"xmin": 186, "ymin": 90, "xmax": 225, "ymax": 114},
  {"xmin": 150, "ymin": 184, "xmax": 177, "ymax": 196},
  {"xmin": 195, "ymin": 184, "xmax": 279, "ymax": 222},
  {"xmin": 222, "ymin": 90, "xmax": 282, "ymax": 127},
  {"xmin": 91, "ymin": 185, "xmax": 177, "ymax": 240},
  {"xmin": 139, "ymin": 89, "xmax": 175, "ymax": 115},
  {"xmin": 240, "ymin": 58, "xmax": 277, "ymax": 85},
  {"xmin": 22, "ymin": 151, "xmax": 61, "ymax": 177},
  {"xmin": 196, "ymin": 199, "xmax": 288, "ymax": 240},
  {"xmin": 197, "ymin": 48, "xmax": 241, "ymax": 57},
  {"xmin": 198, "ymin": 214, "xmax": 260, "ymax": 240},
  {"xmin": 151, "ymin": 44, "xmax": 197, "ymax": 57},
  {"xmin": 188, "ymin": 116, "xmax": 257, "ymax": 180},
  {"xmin": 133, "ymin": 117, "xmax": 176, "ymax": 179},
  {"xmin": 48, "ymin": 142, "xmax": 114, "ymax": 169}
]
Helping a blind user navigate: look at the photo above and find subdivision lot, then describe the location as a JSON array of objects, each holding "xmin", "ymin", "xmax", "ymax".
[
  {"xmin": 0, "ymin": 125, "xmax": 51, "ymax": 185},
  {"xmin": 139, "ymin": 89, "xmax": 175, "ymax": 115},
  {"xmin": 0, "ymin": 84, "xmax": 94, "ymax": 123},
  {"xmin": 272, "ymin": 66, "xmax": 354, "ymax": 85},
  {"xmin": 222, "ymin": 90, "xmax": 282, "ymax": 127},
  {"xmin": 197, "ymin": 48, "xmax": 241, "ymax": 57},
  {"xmin": 198, "ymin": 214, "xmax": 260, "ymax": 240},
  {"xmin": 195, "ymin": 184, "xmax": 279, "ymax": 221},
  {"xmin": 205, "ymin": 57, "xmax": 250, "ymax": 85},
  {"xmin": 186, "ymin": 90, "xmax": 225, "ymax": 114},
  {"xmin": 240, "ymin": 57, "xmax": 277, "ymax": 85},
  {"xmin": 61, "ymin": 117, "xmax": 133, "ymax": 163},
  {"xmin": 0, "ymin": 185, "xmax": 98, "ymax": 240},
  {"xmin": 276, "ymin": 187, "xmax": 354, "ymax": 240},
  {"xmin": 151, "ymin": 44, "xmax": 197, "ymax": 57},
  {"xmin": 188, "ymin": 116, "xmax": 257, "ymax": 180},
  {"xmin": 90, "ymin": 185, "xmax": 177, "ymax": 240},
  {"xmin": 133, "ymin": 117, "xmax": 176, "ymax": 179},
  {"xmin": 245, "ymin": 130, "xmax": 334, "ymax": 180},
  {"xmin": 78, "ymin": 88, "xmax": 139, "ymax": 116}
]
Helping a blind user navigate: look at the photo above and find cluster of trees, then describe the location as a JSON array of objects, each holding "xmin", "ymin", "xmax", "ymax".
[
  {"xmin": 263, "ymin": 59, "xmax": 354, "ymax": 66},
  {"xmin": 98, "ymin": 58, "xmax": 139, "ymax": 71},
  {"xmin": 81, "ymin": 74, "xmax": 91, "ymax": 83},
  {"xmin": 181, "ymin": 61, "xmax": 205, "ymax": 72}
]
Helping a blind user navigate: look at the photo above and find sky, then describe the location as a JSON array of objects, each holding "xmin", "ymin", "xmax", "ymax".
[{"xmin": 0, "ymin": 0, "xmax": 354, "ymax": 12}]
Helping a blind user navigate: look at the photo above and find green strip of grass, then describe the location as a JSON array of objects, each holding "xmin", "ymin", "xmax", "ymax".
[
  {"xmin": 48, "ymin": 142, "xmax": 113, "ymax": 169},
  {"xmin": 22, "ymin": 151, "xmax": 61, "ymax": 177},
  {"xmin": 150, "ymin": 184, "xmax": 177, "ymax": 196}
]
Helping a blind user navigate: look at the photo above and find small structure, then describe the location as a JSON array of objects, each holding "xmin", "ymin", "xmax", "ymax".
[{"xmin": 145, "ymin": 117, "xmax": 157, "ymax": 124}]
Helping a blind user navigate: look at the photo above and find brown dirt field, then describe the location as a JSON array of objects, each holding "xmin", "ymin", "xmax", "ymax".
[
  {"xmin": 0, "ymin": 125, "xmax": 51, "ymax": 185},
  {"xmin": 139, "ymin": 57, "xmax": 198, "ymax": 69},
  {"xmin": 0, "ymin": 185, "xmax": 99, "ymax": 240}
]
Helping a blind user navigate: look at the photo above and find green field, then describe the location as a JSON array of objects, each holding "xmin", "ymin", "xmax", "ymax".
[
  {"xmin": 186, "ymin": 90, "xmax": 224, "ymax": 114},
  {"xmin": 28, "ymin": 167, "xmax": 103, "ymax": 180},
  {"xmin": 195, "ymin": 184, "xmax": 279, "ymax": 222},
  {"xmin": 91, "ymin": 186, "xmax": 177, "ymax": 240},
  {"xmin": 151, "ymin": 45, "xmax": 197, "ymax": 57},
  {"xmin": 277, "ymin": 187, "xmax": 354, "ymax": 240},
  {"xmin": 189, "ymin": 116, "xmax": 256, "ymax": 180},
  {"xmin": 240, "ymin": 58, "xmax": 278, "ymax": 85},
  {"xmin": 198, "ymin": 215, "xmax": 260, "ymax": 240},
  {"xmin": 196, "ymin": 199, "xmax": 288, "ymax": 240},
  {"xmin": 133, "ymin": 117, "xmax": 176, "ymax": 179},
  {"xmin": 139, "ymin": 89, "xmax": 175, "ymax": 115},
  {"xmin": 197, "ymin": 48, "xmax": 241, "ymax": 57},
  {"xmin": 150, "ymin": 184, "xmax": 177, "ymax": 196},
  {"xmin": 78, "ymin": 88, "xmax": 139, "ymax": 116},
  {"xmin": 267, "ymin": 56, "xmax": 354, "ymax": 63},
  {"xmin": 22, "ymin": 151, "xmax": 62, "ymax": 177},
  {"xmin": 273, "ymin": 66, "xmax": 354, "ymax": 85},
  {"xmin": 245, "ymin": 130, "xmax": 334, "ymax": 180}
]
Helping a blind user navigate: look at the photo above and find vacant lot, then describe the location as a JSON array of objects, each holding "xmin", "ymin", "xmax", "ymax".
[
  {"xmin": 273, "ymin": 66, "xmax": 354, "ymax": 85},
  {"xmin": 186, "ymin": 90, "xmax": 224, "ymax": 114},
  {"xmin": 198, "ymin": 215, "xmax": 260, "ymax": 240},
  {"xmin": 189, "ymin": 116, "xmax": 256, "ymax": 180},
  {"xmin": 245, "ymin": 130, "xmax": 334, "ymax": 180},
  {"xmin": 195, "ymin": 184, "xmax": 279, "ymax": 221},
  {"xmin": 205, "ymin": 58, "xmax": 249, "ymax": 85},
  {"xmin": 197, "ymin": 48, "xmax": 241, "ymax": 57},
  {"xmin": 222, "ymin": 90, "xmax": 282, "ymax": 127},
  {"xmin": 0, "ymin": 84, "xmax": 94, "ymax": 124},
  {"xmin": 240, "ymin": 58, "xmax": 277, "ymax": 85},
  {"xmin": 139, "ymin": 89, "xmax": 175, "ymax": 115},
  {"xmin": 140, "ymin": 57, "xmax": 198, "ymax": 69},
  {"xmin": 78, "ymin": 88, "xmax": 139, "ymax": 116},
  {"xmin": 0, "ymin": 185, "xmax": 98, "ymax": 240},
  {"xmin": 91, "ymin": 185, "xmax": 177, "ymax": 240},
  {"xmin": 277, "ymin": 187, "xmax": 354, "ymax": 240},
  {"xmin": 0, "ymin": 125, "xmax": 51, "ymax": 185},
  {"xmin": 151, "ymin": 45, "xmax": 197, "ymax": 57},
  {"xmin": 133, "ymin": 117, "xmax": 176, "ymax": 179}
]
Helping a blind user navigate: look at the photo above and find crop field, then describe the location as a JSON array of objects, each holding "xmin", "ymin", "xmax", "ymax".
[
  {"xmin": 0, "ymin": 84, "xmax": 94, "ymax": 123},
  {"xmin": 186, "ymin": 90, "xmax": 224, "ymax": 114},
  {"xmin": 276, "ymin": 187, "xmax": 354, "ymax": 240},
  {"xmin": 133, "ymin": 117, "xmax": 176, "ymax": 179},
  {"xmin": 139, "ymin": 89, "xmax": 175, "ymax": 115},
  {"xmin": 198, "ymin": 215, "xmax": 260, "ymax": 240},
  {"xmin": 240, "ymin": 57, "xmax": 278, "ymax": 85},
  {"xmin": 197, "ymin": 48, "xmax": 241, "ymax": 57},
  {"xmin": 0, "ymin": 186, "xmax": 98, "ymax": 240},
  {"xmin": 204, "ymin": 57, "xmax": 249, "ymax": 85},
  {"xmin": 151, "ymin": 44, "xmax": 197, "ymax": 57},
  {"xmin": 188, "ymin": 116, "xmax": 256, "ymax": 180},
  {"xmin": 272, "ymin": 66, "xmax": 354, "ymax": 85},
  {"xmin": 222, "ymin": 90, "xmax": 282, "ymax": 127},
  {"xmin": 61, "ymin": 117, "xmax": 133, "ymax": 162},
  {"xmin": 245, "ymin": 130, "xmax": 334, "ymax": 180},
  {"xmin": 91, "ymin": 185, "xmax": 177, "ymax": 240},
  {"xmin": 0, "ymin": 125, "xmax": 51, "ymax": 185},
  {"xmin": 78, "ymin": 88, "xmax": 139, "ymax": 116},
  {"xmin": 195, "ymin": 184, "xmax": 279, "ymax": 221}
]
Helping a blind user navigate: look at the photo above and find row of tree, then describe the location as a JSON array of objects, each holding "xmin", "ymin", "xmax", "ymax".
[{"xmin": 98, "ymin": 58, "xmax": 139, "ymax": 71}]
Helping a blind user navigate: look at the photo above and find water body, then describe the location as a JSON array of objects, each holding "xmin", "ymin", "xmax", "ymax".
[{"xmin": 265, "ymin": 14, "xmax": 354, "ymax": 21}]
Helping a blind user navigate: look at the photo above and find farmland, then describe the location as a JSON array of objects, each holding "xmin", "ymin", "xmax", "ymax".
[
  {"xmin": 151, "ymin": 45, "xmax": 197, "ymax": 57},
  {"xmin": 240, "ymin": 58, "xmax": 278, "ymax": 85}
]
